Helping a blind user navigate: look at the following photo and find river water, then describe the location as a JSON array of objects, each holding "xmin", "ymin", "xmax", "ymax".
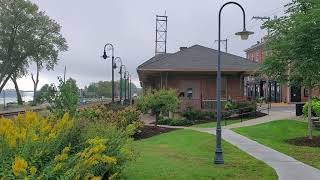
[{"xmin": 0, "ymin": 92, "xmax": 33, "ymax": 105}]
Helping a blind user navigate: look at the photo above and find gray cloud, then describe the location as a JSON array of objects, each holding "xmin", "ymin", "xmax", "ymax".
[{"xmin": 11, "ymin": 0, "xmax": 290, "ymax": 90}]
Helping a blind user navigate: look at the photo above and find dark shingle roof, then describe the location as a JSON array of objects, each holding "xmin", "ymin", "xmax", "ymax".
[{"xmin": 137, "ymin": 45, "xmax": 258, "ymax": 72}]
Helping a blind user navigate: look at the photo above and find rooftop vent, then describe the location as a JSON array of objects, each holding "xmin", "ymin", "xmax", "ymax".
[{"xmin": 180, "ymin": 47, "xmax": 188, "ymax": 51}]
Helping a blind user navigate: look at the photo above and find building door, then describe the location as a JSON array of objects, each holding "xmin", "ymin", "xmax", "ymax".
[
  {"xmin": 290, "ymin": 86, "xmax": 301, "ymax": 102},
  {"xmin": 179, "ymin": 80, "xmax": 201, "ymax": 110}
]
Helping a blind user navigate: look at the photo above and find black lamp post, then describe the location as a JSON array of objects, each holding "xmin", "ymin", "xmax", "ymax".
[
  {"xmin": 119, "ymin": 64, "xmax": 126, "ymax": 104},
  {"xmin": 114, "ymin": 57, "xmax": 123, "ymax": 102},
  {"xmin": 126, "ymin": 72, "xmax": 130, "ymax": 104},
  {"xmin": 215, "ymin": 2, "xmax": 254, "ymax": 165},
  {"xmin": 129, "ymin": 74, "xmax": 132, "ymax": 104},
  {"xmin": 124, "ymin": 71, "xmax": 129, "ymax": 102},
  {"xmin": 102, "ymin": 43, "xmax": 115, "ymax": 103}
]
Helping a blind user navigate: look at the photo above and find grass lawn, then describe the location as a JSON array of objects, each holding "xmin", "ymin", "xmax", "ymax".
[
  {"xmin": 234, "ymin": 120, "xmax": 320, "ymax": 169},
  {"xmin": 122, "ymin": 129, "xmax": 277, "ymax": 180},
  {"xmin": 192, "ymin": 118, "xmax": 248, "ymax": 128}
]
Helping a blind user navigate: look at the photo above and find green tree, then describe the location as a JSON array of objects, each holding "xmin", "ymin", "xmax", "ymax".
[
  {"xmin": 136, "ymin": 89, "xmax": 179, "ymax": 126},
  {"xmin": 36, "ymin": 84, "xmax": 56, "ymax": 104},
  {"xmin": 260, "ymin": 0, "xmax": 320, "ymax": 139},
  {"xmin": 0, "ymin": 0, "xmax": 67, "ymax": 98},
  {"xmin": 46, "ymin": 77, "xmax": 80, "ymax": 118}
]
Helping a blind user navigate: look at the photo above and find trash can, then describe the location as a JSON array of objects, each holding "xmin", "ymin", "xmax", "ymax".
[{"xmin": 296, "ymin": 103, "xmax": 305, "ymax": 116}]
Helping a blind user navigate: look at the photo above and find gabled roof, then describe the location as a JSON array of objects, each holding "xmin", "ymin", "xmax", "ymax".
[{"xmin": 137, "ymin": 45, "xmax": 258, "ymax": 72}]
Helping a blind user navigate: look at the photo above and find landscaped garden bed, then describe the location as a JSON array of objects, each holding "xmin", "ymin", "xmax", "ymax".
[
  {"xmin": 133, "ymin": 125, "xmax": 177, "ymax": 140},
  {"xmin": 286, "ymin": 136, "xmax": 320, "ymax": 147},
  {"xmin": 234, "ymin": 120, "xmax": 320, "ymax": 169}
]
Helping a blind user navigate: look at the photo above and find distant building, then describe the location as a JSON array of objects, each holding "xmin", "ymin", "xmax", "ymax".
[
  {"xmin": 244, "ymin": 40, "xmax": 319, "ymax": 103},
  {"xmin": 137, "ymin": 45, "xmax": 258, "ymax": 111}
]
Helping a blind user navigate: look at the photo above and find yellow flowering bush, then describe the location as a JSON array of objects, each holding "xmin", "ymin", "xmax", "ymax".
[{"xmin": 0, "ymin": 111, "xmax": 130, "ymax": 179}]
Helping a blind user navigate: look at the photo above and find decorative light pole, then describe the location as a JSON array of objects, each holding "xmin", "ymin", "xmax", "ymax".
[
  {"xmin": 120, "ymin": 65, "xmax": 126, "ymax": 103},
  {"xmin": 129, "ymin": 74, "xmax": 132, "ymax": 104},
  {"xmin": 102, "ymin": 43, "xmax": 115, "ymax": 103},
  {"xmin": 126, "ymin": 72, "xmax": 130, "ymax": 104},
  {"xmin": 114, "ymin": 57, "xmax": 123, "ymax": 103},
  {"xmin": 124, "ymin": 71, "xmax": 129, "ymax": 102},
  {"xmin": 215, "ymin": 2, "xmax": 254, "ymax": 165}
]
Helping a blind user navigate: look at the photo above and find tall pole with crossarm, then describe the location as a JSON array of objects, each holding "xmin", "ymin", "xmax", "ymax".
[
  {"xmin": 215, "ymin": 2, "xmax": 254, "ymax": 164},
  {"xmin": 102, "ymin": 43, "xmax": 115, "ymax": 103}
]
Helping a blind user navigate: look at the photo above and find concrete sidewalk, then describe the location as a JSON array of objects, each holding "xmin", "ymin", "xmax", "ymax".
[
  {"xmin": 197, "ymin": 128, "xmax": 320, "ymax": 180},
  {"xmin": 225, "ymin": 110, "xmax": 296, "ymax": 129}
]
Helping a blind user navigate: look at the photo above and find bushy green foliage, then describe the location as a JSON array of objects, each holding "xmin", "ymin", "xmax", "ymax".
[
  {"xmin": 181, "ymin": 107, "xmax": 215, "ymax": 121},
  {"xmin": 36, "ymin": 84, "xmax": 56, "ymax": 104},
  {"xmin": 136, "ymin": 89, "xmax": 179, "ymax": 126},
  {"xmin": 45, "ymin": 77, "xmax": 80, "ymax": 118},
  {"xmin": 0, "ymin": 106, "xmax": 140, "ymax": 179},
  {"xmin": 0, "ymin": 112, "xmax": 119, "ymax": 179},
  {"xmin": 158, "ymin": 118, "xmax": 194, "ymax": 126},
  {"xmin": 303, "ymin": 97, "xmax": 320, "ymax": 117}
]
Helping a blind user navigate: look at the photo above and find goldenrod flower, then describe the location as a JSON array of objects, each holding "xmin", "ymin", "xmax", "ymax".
[
  {"xmin": 91, "ymin": 177, "xmax": 101, "ymax": 180},
  {"xmin": 12, "ymin": 157, "xmax": 28, "ymax": 177},
  {"xmin": 102, "ymin": 155, "xmax": 117, "ymax": 165},
  {"xmin": 29, "ymin": 166, "xmax": 37, "ymax": 176},
  {"xmin": 54, "ymin": 153, "xmax": 68, "ymax": 162},
  {"xmin": 62, "ymin": 146, "xmax": 71, "ymax": 154},
  {"xmin": 53, "ymin": 163, "xmax": 63, "ymax": 172}
]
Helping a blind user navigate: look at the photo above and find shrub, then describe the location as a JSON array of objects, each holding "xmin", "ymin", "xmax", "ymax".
[
  {"xmin": 45, "ymin": 78, "xmax": 80, "ymax": 118},
  {"xmin": 0, "ymin": 110, "xmax": 137, "ymax": 179},
  {"xmin": 181, "ymin": 107, "xmax": 202, "ymax": 121},
  {"xmin": 158, "ymin": 118, "xmax": 194, "ymax": 126},
  {"xmin": 136, "ymin": 89, "xmax": 179, "ymax": 126},
  {"xmin": 303, "ymin": 97, "xmax": 320, "ymax": 117},
  {"xmin": 181, "ymin": 107, "xmax": 215, "ymax": 121},
  {"xmin": 223, "ymin": 100, "xmax": 256, "ymax": 117}
]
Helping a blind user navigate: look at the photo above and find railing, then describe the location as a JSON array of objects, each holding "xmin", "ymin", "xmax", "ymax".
[{"xmin": 180, "ymin": 99, "xmax": 202, "ymax": 111}]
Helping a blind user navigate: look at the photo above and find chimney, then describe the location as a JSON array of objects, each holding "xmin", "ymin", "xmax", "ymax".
[{"xmin": 180, "ymin": 47, "xmax": 188, "ymax": 51}]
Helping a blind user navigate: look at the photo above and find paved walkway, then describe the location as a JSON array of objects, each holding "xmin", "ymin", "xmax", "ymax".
[
  {"xmin": 197, "ymin": 127, "xmax": 320, "ymax": 180},
  {"xmin": 225, "ymin": 109, "xmax": 296, "ymax": 129}
]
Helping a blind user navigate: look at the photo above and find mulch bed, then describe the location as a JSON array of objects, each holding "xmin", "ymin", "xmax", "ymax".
[
  {"xmin": 286, "ymin": 136, "xmax": 320, "ymax": 147},
  {"xmin": 133, "ymin": 125, "xmax": 177, "ymax": 140}
]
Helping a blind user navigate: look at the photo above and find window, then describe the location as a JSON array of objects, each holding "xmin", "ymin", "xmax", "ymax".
[
  {"xmin": 304, "ymin": 88, "xmax": 309, "ymax": 97},
  {"xmin": 186, "ymin": 88, "xmax": 193, "ymax": 99}
]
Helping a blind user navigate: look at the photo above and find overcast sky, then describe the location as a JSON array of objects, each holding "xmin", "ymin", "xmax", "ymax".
[{"xmin": 6, "ymin": 0, "xmax": 290, "ymax": 90}]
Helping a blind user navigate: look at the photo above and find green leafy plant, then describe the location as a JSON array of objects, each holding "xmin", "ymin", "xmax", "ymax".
[
  {"xmin": 158, "ymin": 118, "xmax": 194, "ymax": 126},
  {"xmin": 45, "ymin": 77, "xmax": 80, "ymax": 118},
  {"xmin": 303, "ymin": 97, "xmax": 320, "ymax": 117},
  {"xmin": 136, "ymin": 89, "xmax": 179, "ymax": 126}
]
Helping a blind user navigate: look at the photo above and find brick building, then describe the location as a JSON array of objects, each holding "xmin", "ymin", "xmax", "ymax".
[
  {"xmin": 137, "ymin": 45, "xmax": 258, "ymax": 111},
  {"xmin": 244, "ymin": 40, "xmax": 319, "ymax": 103}
]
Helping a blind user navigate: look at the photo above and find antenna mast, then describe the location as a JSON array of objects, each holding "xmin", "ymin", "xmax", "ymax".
[{"xmin": 155, "ymin": 14, "xmax": 168, "ymax": 55}]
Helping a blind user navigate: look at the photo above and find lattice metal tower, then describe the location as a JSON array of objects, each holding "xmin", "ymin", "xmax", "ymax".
[{"xmin": 155, "ymin": 15, "xmax": 168, "ymax": 55}]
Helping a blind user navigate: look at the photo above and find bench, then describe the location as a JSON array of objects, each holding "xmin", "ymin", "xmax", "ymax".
[{"xmin": 311, "ymin": 117, "xmax": 320, "ymax": 128}]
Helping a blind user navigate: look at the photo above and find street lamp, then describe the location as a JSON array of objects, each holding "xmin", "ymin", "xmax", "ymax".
[
  {"xmin": 120, "ymin": 64, "xmax": 126, "ymax": 104},
  {"xmin": 215, "ymin": 2, "xmax": 254, "ymax": 165},
  {"xmin": 124, "ymin": 71, "xmax": 129, "ymax": 102},
  {"xmin": 102, "ymin": 43, "xmax": 115, "ymax": 103},
  {"xmin": 129, "ymin": 74, "xmax": 132, "ymax": 104},
  {"xmin": 114, "ymin": 57, "xmax": 123, "ymax": 103}
]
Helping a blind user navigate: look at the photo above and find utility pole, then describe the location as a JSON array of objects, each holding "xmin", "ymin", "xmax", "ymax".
[
  {"xmin": 215, "ymin": 39, "xmax": 228, "ymax": 53},
  {"xmin": 252, "ymin": 16, "xmax": 271, "ymax": 36},
  {"xmin": 63, "ymin": 65, "xmax": 67, "ymax": 83},
  {"xmin": 252, "ymin": 16, "xmax": 271, "ymax": 108}
]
